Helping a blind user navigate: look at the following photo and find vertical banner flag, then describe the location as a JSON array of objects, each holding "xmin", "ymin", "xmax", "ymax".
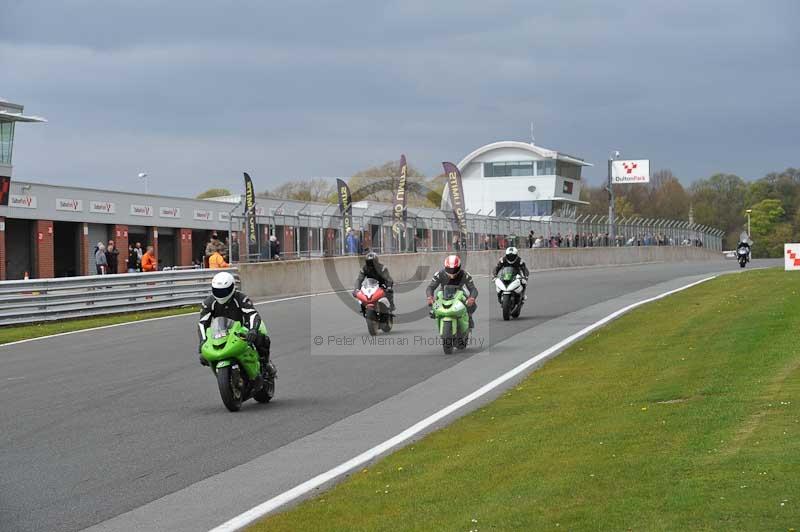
[
  {"xmin": 443, "ymin": 162, "xmax": 468, "ymax": 247},
  {"xmin": 336, "ymin": 178, "xmax": 353, "ymax": 234},
  {"xmin": 0, "ymin": 176, "xmax": 10, "ymax": 206},
  {"xmin": 392, "ymin": 154, "xmax": 408, "ymax": 238},
  {"xmin": 243, "ymin": 172, "xmax": 258, "ymax": 255}
]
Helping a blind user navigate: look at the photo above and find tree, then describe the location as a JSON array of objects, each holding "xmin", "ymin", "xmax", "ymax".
[
  {"xmin": 263, "ymin": 178, "xmax": 336, "ymax": 203},
  {"xmin": 196, "ymin": 188, "xmax": 232, "ymax": 199},
  {"xmin": 749, "ymin": 198, "xmax": 787, "ymax": 257},
  {"xmin": 347, "ymin": 160, "xmax": 443, "ymax": 208},
  {"xmin": 690, "ymin": 173, "xmax": 748, "ymax": 248}
]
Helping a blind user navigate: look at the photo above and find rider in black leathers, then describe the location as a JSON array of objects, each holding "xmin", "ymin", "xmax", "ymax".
[
  {"xmin": 492, "ymin": 247, "xmax": 529, "ymax": 300},
  {"xmin": 197, "ymin": 274, "xmax": 276, "ymax": 379},
  {"xmin": 354, "ymin": 252, "xmax": 395, "ymax": 310}
]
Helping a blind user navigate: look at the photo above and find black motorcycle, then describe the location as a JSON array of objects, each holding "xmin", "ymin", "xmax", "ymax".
[{"xmin": 736, "ymin": 245, "xmax": 750, "ymax": 268}]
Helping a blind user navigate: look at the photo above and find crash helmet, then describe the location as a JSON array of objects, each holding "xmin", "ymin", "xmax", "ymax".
[
  {"xmin": 444, "ymin": 255, "xmax": 461, "ymax": 277},
  {"xmin": 505, "ymin": 246, "xmax": 519, "ymax": 263},
  {"xmin": 211, "ymin": 271, "xmax": 236, "ymax": 304},
  {"xmin": 365, "ymin": 251, "xmax": 378, "ymax": 266}
]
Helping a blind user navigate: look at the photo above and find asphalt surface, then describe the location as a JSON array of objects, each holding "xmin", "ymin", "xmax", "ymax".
[{"xmin": 0, "ymin": 260, "xmax": 774, "ymax": 532}]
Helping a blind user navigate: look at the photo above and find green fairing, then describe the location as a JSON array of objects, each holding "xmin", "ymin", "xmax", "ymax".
[
  {"xmin": 200, "ymin": 321, "xmax": 266, "ymax": 380},
  {"xmin": 432, "ymin": 289, "xmax": 469, "ymax": 336}
]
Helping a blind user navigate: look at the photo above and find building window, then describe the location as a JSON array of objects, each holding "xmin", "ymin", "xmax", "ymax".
[
  {"xmin": 0, "ymin": 122, "xmax": 14, "ymax": 165},
  {"xmin": 537, "ymin": 160, "xmax": 555, "ymax": 176},
  {"xmin": 484, "ymin": 161, "xmax": 534, "ymax": 177},
  {"xmin": 495, "ymin": 200, "xmax": 553, "ymax": 217},
  {"xmin": 556, "ymin": 161, "xmax": 582, "ymax": 179}
]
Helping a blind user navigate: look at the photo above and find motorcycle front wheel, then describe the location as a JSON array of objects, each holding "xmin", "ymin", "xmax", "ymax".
[
  {"xmin": 501, "ymin": 293, "xmax": 512, "ymax": 321},
  {"xmin": 217, "ymin": 365, "xmax": 243, "ymax": 412}
]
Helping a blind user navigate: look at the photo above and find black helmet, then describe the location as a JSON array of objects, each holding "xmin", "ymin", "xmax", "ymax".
[{"xmin": 365, "ymin": 252, "xmax": 378, "ymax": 265}]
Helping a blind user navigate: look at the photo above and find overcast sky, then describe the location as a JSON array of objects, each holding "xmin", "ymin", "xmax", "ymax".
[{"xmin": 2, "ymin": 0, "xmax": 798, "ymax": 196}]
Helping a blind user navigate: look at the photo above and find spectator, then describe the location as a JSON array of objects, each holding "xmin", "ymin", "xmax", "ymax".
[
  {"xmin": 482, "ymin": 235, "xmax": 491, "ymax": 250},
  {"xmin": 534, "ymin": 236, "xmax": 544, "ymax": 248},
  {"xmin": 105, "ymin": 240, "xmax": 119, "ymax": 274},
  {"xmin": 346, "ymin": 229, "xmax": 358, "ymax": 255},
  {"xmin": 127, "ymin": 244, "xmax": 138, "ymax": 273},
  {"xmin": 528, "ymin": 230, "xmax": 534, "ymax": 248},
  {"xmin": 209, "ymin": 249, "xmax": 230, "ymax": 269},
  {"xmin": 269, "ymin": 235, "xmax": 280, "ymax": 260},
  {"xmin": 134, "ymin": 242, "xmax": 144, "ymax": 268},
  {"xmin": 94, "ymin": 242, "xmax": 108, "ymax": 275},
  {"xmin": 205, "ymin": 232, "xmax": 227, "ymax": 261},
  {"xmin": 141, "ymin": 246, "xmax": 157, "ymax": 272},
  {"xmin": 451, "ymin": 234, "xmax": 461, "ymax": 251}
]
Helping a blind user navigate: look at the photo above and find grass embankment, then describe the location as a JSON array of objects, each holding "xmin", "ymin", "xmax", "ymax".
[
  {"xmin": 254, "ymin": 268, "xmax": 800, "ymax": 531},
  {"xmin": 0, "ymin": 306, "xmax": 198, "ymax": 345}
]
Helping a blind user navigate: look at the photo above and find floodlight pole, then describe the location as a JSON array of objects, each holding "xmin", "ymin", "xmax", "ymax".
[{"xmin": 607, "ymin": 152, "xmax": 619, "ymax": 243}]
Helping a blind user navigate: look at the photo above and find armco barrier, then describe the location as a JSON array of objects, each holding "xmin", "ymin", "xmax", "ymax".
[
  {"xmin": 238, "ymin": 246, "xmax": 724, "ymax": 299},
  {"xmin": 0, "ymin": 269, "xmax": 238, "ymax": 326}
]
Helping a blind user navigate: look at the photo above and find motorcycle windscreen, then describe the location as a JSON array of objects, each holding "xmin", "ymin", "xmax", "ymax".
[
  {"xmin": 209, "ymin": 317, "xmax": 235, "ymax": 340},
  {"xmin": 361, "ymin": 278, "xmax": 379, "ymax": 290},
  {"xmin": 442, "ymin": 285, "xmax": 460, "ymax": 300},
  {"xmin": 499, "ymin": 266, "xmax": 516, "ymax": 282}
]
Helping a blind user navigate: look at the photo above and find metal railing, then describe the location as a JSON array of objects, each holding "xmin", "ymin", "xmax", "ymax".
[
  {"xmin": 0, "ymin": 268, "xmax": 237, "ymax": 326},
  {"xmin": 228, "ymin": 211, "xmax": 724, "ymax": 260}
]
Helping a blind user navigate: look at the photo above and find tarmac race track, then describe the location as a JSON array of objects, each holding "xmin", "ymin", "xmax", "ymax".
[{"xmin": 0, "ymin": 260, "xmax": 775, "ymax": 532}]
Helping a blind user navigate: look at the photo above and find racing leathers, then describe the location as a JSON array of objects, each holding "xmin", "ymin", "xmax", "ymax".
[
  {"xmin": 197, "ymin": 292, "xmax": 276, "ymax": 378},
  {"xmin": 426, "ymin": 269, "xmax": 479, "ymax": 328}
]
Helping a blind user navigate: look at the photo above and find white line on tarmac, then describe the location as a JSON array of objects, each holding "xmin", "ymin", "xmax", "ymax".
[{"xmin": 208, "ymin": 274, "xmax": 718, "ymax": 532}]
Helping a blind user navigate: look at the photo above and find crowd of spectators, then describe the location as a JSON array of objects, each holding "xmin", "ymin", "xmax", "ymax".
[{"xmin": 522, "ymin": 230, "xmax": 703, "ymax": 249}]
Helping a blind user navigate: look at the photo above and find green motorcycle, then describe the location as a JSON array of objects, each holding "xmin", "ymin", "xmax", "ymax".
[
  {"xmin": 200, "ymin": 317, "xmax": 274, "ymax": 412},
  {"xmin": 431, "ymin": 285, "xmax": 471, "ymax": 354}
]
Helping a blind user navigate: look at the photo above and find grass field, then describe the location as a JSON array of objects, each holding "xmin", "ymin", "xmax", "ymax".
[
  {"xmin": 0, "ymin": 306, "xmax": 198, "ymax": 345},
  {"xmin": 253, "ymin": 268, "xmax": 800, "ymax": 531}
]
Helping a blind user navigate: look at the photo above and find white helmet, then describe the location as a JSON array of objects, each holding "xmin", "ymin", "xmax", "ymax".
[
  {"xmin": 211, "ymin": 271, "xmax": 236, "ymax": 304},
  {"xmin": 505, "ymin": 246, "xmax": 519, "ymax": 263}
]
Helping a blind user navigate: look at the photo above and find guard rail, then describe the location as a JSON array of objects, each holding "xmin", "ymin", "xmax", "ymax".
[{"xmin": 0, "ymin": 269, "xmax": 238, "ymax": 326}]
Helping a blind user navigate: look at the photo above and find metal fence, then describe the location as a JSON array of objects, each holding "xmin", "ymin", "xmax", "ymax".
[
  {"xmin": 0, "ymin": 268, "xmax": 237, "ymax": 326},
  {"xmin": 228, "ymin": 209, "xmax": 724, "ymax": 261}
]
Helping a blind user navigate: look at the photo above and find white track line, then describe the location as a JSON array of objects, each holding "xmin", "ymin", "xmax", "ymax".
[{"xmin": 208, "ymin": 274, "xmax": 718, "ymax": 532}]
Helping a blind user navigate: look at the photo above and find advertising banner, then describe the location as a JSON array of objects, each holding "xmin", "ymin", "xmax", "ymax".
[
  {"xmin": 785, "ymin": 243, "xmax": 800, "ymax": 271},
  {"xmin": 10, "ymin": 194, "xmax": 37, "ymax": 209},
  {"xmin": 336, "ymin": 178, "xmax": 353, "ymax": 234},
  {"xmin": 89, "ymin": 201, "xmax": 116, "ymax": 214},
  {"xmin": 392, "ymin": 154, "xmax": 408, "ymax": 237},
  {"xmin": 612, "ymin": 159, "xmax": 650, "ymax": 184},
  {"xmin": 56, "ymin": 198, "xmax": 83, "ymax": 212},
  {"xmin": 244, "ymin": 172, "xmax": 258, "ymax": 255},
  {"xmin": 130, "ymin": 204, "xmax": 153, "ymax": 217},
  {"xmin": 159, "ymin": 206, "xmax": 181, "ymax": 218},
  {"xmin": 443, "ymin": 162, "xmax": 468, "ymax": 246}
]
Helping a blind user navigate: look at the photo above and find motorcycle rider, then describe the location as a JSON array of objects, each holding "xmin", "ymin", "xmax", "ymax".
[
  {"xmin": 197, "ymin": 271, "xmax": 277, "ymax": 381},
  {"xmin": 426, "ymin": 255, "xmax": 479, "ymax": 329},
  {"xmin": 492, "ymin": 246, "xmax": 529, "ymax": 300},
  {"xmin": 353, "ymin": 252, "xmax": 395, "ymax": 310}
]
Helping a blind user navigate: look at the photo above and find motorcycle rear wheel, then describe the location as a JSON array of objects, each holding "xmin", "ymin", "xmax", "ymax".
[
  {"xmin": 217, "ymin": 365, "xmax": 243, "ymax": 412},
  {"xmin": 253, "ymin": 376, "xmax": 275, "ymax": 403}
]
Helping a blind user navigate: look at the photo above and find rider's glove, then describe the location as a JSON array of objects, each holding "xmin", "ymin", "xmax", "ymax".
[
  {"xmin": 246, "ymin": 329, "xmax": 259, "ymax": 345},
  {"xmin": 385, "ymin": 286, "xmax": 393, "ymax": 293},
  {"xmin": 426, "ymin": 296, "xmax": 434, "ymax": 306},
  {"xmin": 466, "ymin": 297, "xmax": 476, "ymax": 307},
  {"xmin": 198, "ymin": 339, "xmax": 205, "ymax": 354},
  {"xmin": 352, "ymin": 289, "xmax": 359, "ymax": 298}
]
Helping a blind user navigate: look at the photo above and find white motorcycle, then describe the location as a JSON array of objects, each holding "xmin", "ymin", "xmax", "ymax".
[{"xmin": 494, "ymin": 266, "xmax": 526, "ymax": 320}]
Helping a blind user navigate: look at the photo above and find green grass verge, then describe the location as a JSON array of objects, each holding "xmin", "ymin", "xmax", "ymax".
[
  {"xmin": 0, "ymin": 306, "xmax": 198, "ymax": 345},
  {"xmin": 253, "ymin": 268, "xmax": 800, "ymax": 531}
]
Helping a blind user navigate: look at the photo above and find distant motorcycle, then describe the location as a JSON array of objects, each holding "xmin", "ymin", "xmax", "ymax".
[
  {"xmin": 737, "ymin": 245, "xmax": 750, "ymax": 268},
  {"xmin": 494, "ymin": 266, "xmax": 526, "ymax": 320},
  {"xmin": 355, "ymin": 278, "xmax": 393, "ymax": 335}
]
